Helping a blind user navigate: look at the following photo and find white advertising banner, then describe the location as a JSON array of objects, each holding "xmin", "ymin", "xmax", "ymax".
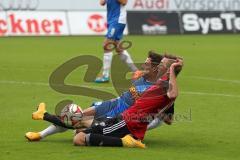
[
  {"xmin": 68, "ymin": 11, "xmax": 107, "ymax": 35},
  {"xmin": 0, "ymin": 12, "xmax": 8, "ymax": 36},
  {"xmin": 0, "ymin": 11, "xmax": 129, "ymax": 36},
  {"xmin": 0, "ymin": 0, "xmax": 240, "ymax": 11},
  {"xmin": 67, "ymin": 11, "xmax": 128, "ymax": 35},
  {"xmin": 5, "ymin": 11, "xmax": 69, "ymax": 36},
  {"xmin": 0, "ymin": 0, "xmax": 104, "ymax": 11}
]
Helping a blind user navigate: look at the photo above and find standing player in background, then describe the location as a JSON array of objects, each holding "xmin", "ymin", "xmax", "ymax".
[{"xmin": 95, "ymin": 0, "xmax": 139, "ymax": 83}]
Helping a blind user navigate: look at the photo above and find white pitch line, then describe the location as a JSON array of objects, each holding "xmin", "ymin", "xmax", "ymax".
[
  {"xmin": 0, "ymin": 80, "xmax": 49, "ymax": 86},
  {"xmin": 181, "ymin": 91, "xmax": 240, "ymax": 98},
  {"xmin": 0, "ymin": 80, "xmax": 115, "ymax": 90},
  {"xmin": 0, "ymin": 80, "xmax": 239, "ymax": 99},
  {"xmin": 0, "ymin": 67, "xmax": 48, "ymax": 72},
  {"xmin": 186, "ymin": 76, "xmax": 240, "ymax": 84}
]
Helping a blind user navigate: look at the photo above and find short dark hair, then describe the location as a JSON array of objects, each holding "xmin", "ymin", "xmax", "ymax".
[
  {"xmin": 164, "ymin": 53, "xmax": 183, "ymax": 76},
  {"xmin": 148, "ymin": 50, "xmax": 163, "ymax": 65}
]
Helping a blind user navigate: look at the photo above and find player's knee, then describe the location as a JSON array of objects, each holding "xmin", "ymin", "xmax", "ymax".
[
  {"xmin": 116, "ymin": 47, "xmax": 123, "ymax": 54},
  {"xmin": 115, "ymin": 43, "xmax": 123, "ymax": 54},
  {"xmin": 73, "ymin": 132, "xmax": 86, "ymax": 146},
  {"xmin": 103, "ymin": 39, "xmax": 110, "ymax": 51},
  {"xmin": 103, "ymin": 39, "xmax": 116, "ymax": 52}
]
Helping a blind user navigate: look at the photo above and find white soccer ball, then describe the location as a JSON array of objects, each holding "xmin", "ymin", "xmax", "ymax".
[{"xmin": 60, "ymin": 104, "xmax": 83, "ymax": 128}]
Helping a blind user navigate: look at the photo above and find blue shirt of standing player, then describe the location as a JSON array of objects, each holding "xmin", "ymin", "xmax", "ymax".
[
  {"xmin": 104, "ymin": 0, "xmax": 127, "ymax": 41},
  {"xmin": 106, "ymin": 0, "xmax": 127, "ymax": 25}
]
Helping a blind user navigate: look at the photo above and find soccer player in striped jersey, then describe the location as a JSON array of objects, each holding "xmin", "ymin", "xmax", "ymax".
[{"xmin": 72, "ymin": 55, "xmax": 183, "ymax": 148}]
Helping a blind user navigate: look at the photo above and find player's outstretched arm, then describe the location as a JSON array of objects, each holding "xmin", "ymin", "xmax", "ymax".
[
  {"xmin": 167, "ymin": 59, "xmax": 183, "ymax": 99},
  {"xmin": 118, "ymin": 0, "xmax": 128, "ymax": 5}
]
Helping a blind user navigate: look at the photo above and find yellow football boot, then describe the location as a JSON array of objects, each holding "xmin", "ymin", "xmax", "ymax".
[
  {"xmin": 121, "ymin": 134, "xmax": 146, "ymax": 149},
  {"xmin": 25, "ymin": 132, "xmax": 41, "ymax": 141},
  {"xmin": 32, "ymin": 102, "xmax": 46, "ymax": 120}
]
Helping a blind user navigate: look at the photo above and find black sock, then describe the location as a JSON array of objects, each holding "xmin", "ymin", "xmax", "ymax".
[
  {"xmin": 43, "ymin": 112, "xmax": 73, "ymax": 129},
  {"xmin": 86, "ymin": 133, "xmax": 123, "ymax": 147}
]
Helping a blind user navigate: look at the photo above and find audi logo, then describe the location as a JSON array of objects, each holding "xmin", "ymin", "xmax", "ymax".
[{"xmin": 0, "ymin": 0, "xmax": 39, "ymax": 11}]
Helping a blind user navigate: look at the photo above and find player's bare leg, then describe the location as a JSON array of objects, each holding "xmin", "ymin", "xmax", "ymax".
[{"xmin": 82, "ymin": 107, "xmax": 96, "ymax": 117}]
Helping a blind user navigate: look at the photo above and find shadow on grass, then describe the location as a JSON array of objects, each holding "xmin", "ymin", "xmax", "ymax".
[
  {"xmin": 27, "ymin": 138, "xmax": 73, "ymax": 144},
  {"xmin": 144, "ymin": 137, "xmax": 209, "ymax": 150}
]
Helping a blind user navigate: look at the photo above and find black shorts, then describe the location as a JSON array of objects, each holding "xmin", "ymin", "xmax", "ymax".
[{"xmin": 83, "ymin": 116, "xmax": 130, "ymax": 138}]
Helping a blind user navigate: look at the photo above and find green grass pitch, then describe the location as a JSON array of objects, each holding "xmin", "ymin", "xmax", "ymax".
[{"xmin": 0, "ymin": 35, "xmax": 240, "ymax": 160}]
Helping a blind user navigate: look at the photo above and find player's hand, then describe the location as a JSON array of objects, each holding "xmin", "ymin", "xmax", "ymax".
[
  {"xmin": 100, "ymin": 0, "xmax": 106, "ymax": 6},
  {"xmin": 118, "ymin": 0, "xmax": 128, "ymax": 5},
  {"xmin": 170, "ymin": 58, "xmax": 184, "ymax": 69},
  {"xmin": 169, "ymin": 58, "xmax": 183, "ymax": 75},
  {"xmin": 131, "ymin": 70, "xmax": 144, "ymax": 80}
]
